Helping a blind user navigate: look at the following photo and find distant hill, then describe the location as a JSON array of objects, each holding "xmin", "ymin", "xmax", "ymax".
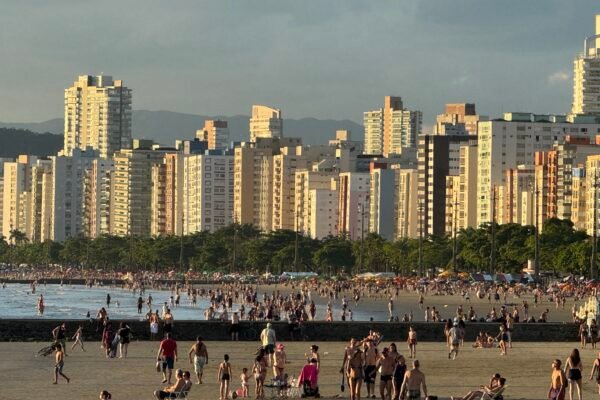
[
  {"xmin": 0, "ymin": 110, "xmax": 364, "ymax": 146},
  {"xmin": 0, "ymin": 128, "xmax": 63, "ymax": 158}
]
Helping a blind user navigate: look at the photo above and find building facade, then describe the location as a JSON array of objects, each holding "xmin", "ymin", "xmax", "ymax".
[{"xmin": 64, "ymin": 75, "xmax": 132, "ymax": 158}]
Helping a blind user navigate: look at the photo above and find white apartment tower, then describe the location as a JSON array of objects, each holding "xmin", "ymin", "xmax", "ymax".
[
  {"xmin": 572, "ymin": 15, "xmax": 600, "ymax": 117},
  {"xmin": 364, "ymin": 96, "xmax": 422, "ymax": 156},
  {"xmin": 249, "ymin": 105, "xmax": 283, "ymax": 142},
  {"xmin": 184, "ymin": 151, "xmax": 234, "ymax": 234},
  {"xmin": 477, "ymin": 113, "xmax": 600, "ymax": 225},
  {"xmin": 64, "ymin": 75, "xmax": 132, "ymax": 158},
  {"xmin": 51, "ymin": 149, "xmax": 101, "ymax": 241}
]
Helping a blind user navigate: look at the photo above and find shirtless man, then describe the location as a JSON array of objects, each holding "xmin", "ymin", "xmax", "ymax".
[
  {"xmin": 548, "ymin": 359, "xmax": 565, "ymax": 400},
  {"xmin": 364, "ymin": 340, "xmax": 379, "ymax": 398},
  {"xmin": 401, "ymin": 360, "xmax": 427, "ymax": 400},
  {"xmin": 188, "ymin": 336, "xmax": 208, "ymax": 384},
  {"xmin": 376, "ymin": 347, "xmax": 396, "ymax": 400}
]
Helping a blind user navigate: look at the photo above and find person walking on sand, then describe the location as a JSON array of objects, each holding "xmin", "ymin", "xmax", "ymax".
[
  {"xmin": 565, "ymin": 348, "xmax": 583, "ymax": 400},
  {"xmin": 400, "ymin": 360, "xmax": 427, "ymax": 400},
  {"xmin": 188, "ymin": 336, "xmax": 208, "ymax": 384},
  {"xmin": 549, "ymin": 359, "xmax": 566, "ymax": 400},
  {"xmin": 218, "ymin": 354, "xmax": 232, "ymax": 400},
  {"xmin": 52, "ymin": 343, "xmax": 70, "ymax": 384},
  {"xmin": 407, "ymin": 326, "xmax": 417, "ymax": 358},
  {"xmin": 589, "ymin": 352, "xmax": 600, "ymax": 395},
  {"xmin": 71, "ymin": 325, "xmax": 85, "ymax": 352},
  {"xmin": 260, "ymin": 322, "xmax": 276, "ymax": 367},
  {"xmin": 448, "ymin": 322, "xmax": 461, "ymax": 360},
  {"xmin": 157, "ymin": 333, "xmax": 178, "ymax": 384}
]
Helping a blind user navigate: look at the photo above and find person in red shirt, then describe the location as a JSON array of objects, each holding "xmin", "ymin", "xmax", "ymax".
[{"xmin": 157, "ymin": 333, "xmax": 178, "ymax": 384}]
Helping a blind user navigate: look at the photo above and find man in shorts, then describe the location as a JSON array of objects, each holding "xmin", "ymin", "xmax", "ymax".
[
  {"xmin": 260, "ymin": 323, "xmax": 276, "ymax": 366},
  {"xmin": 376, "ymin": 347, "xmax": 396, "ymax": 400},
  {"xmin": 364, "ymin": 340, "xmax": 378, "ymax": 398},
  {"xmin": 157, "ymin": 333, "xmax": 178, "ymax": 384},
  {"xmin": 188, "ymin": 336, "xmax": 208, "ymax": 384},
  {"xmin": 400, "ymin": 360, "xmax": 427, "ymax": 400},
  {"xmin": 448, "ymin": 322, "xmax": 461, "ymax": 360},
  {"xmin": 548, "ymin": 359, "xmax": 565, "ymax": 400}
]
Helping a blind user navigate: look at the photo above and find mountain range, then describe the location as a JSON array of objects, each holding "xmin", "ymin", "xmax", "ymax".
[{"xmin": 0, "ymin": 110, "xmax": 364, "ymax": 148}]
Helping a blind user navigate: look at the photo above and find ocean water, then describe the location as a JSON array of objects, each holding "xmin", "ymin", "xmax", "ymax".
[{"xmin": 0, "ymin": 283, "xmax": 386, "ymax": 321}]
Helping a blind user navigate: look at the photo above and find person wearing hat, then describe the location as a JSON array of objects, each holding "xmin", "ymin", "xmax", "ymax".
[
  {"xmin": 260, "ymin": 323, "xmax": 277, "ymax": 366},
  {"xmin": 273, "ymin": 343, "xmax": 287, "ymax": 380}
]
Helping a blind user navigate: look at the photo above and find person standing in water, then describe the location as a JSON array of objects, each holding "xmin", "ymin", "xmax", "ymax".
[{"xmin": 106, "ymin": 293, "xmax": 111, "ymax": 308}]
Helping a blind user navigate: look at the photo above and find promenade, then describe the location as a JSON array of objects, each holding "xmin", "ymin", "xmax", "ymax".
[{"xmin": 1, "ymin": 340, "xmax": 598, "ymax": 400}]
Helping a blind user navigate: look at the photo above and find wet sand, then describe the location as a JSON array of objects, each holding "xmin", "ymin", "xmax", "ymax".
[{"xmin": 1, "ymin": 339, "xmax": 597, "ymax": 400}]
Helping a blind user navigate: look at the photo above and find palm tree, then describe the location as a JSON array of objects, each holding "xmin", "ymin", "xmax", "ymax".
[{"xmin": 9, "ymin": 229, "xmax": 28, "ymax": 246}]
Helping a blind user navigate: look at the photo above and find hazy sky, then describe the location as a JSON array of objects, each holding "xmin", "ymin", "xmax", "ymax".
[{"xmin": 1, "ymin": 1, "xmax": 599, "ymax": 125}]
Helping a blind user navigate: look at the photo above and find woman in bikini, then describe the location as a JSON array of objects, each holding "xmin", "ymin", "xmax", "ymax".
[
  {"xmin": 273, "ymin": 343, "xmax": 287, "ymax": 380},
  {"xmin": 565, "ymin": 348, "xmax": 583, "ymax": 400},
  {"xmin": 346, "ymin": 345, "xmax": 364, "ymax": 400},
  {"xmin": 218, "ymin": 354, "xmax": 232, "ymax": 400}
]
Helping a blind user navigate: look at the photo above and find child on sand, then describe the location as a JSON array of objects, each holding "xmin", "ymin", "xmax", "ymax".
[
  {"xmin": 53, "ymin": 343, "xmax": 70, "ymax": 384},
  {"xmin": 240, "ymin": 367, "xmax": 250, "ymax": 397},
  {"xmin": 71, "ymin": 325, "xmax": 85, "ymax": 352},
  {"xmin": 218, "ymin": 354, "xmax": 232, "ymax": 400}
]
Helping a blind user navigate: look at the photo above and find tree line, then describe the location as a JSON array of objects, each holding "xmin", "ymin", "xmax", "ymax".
[{"xmin": 0, "ymin": 218, "xmax": 594, "ymax": 276}]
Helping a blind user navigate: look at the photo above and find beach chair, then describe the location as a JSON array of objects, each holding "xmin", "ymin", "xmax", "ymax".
[
  {"xmin": 480, "ymin": 385, "xmax": 506, "ymax": 400},
  {"xmin": 173, "ymin": 382, "xmax": 192, "ymax": 400}
]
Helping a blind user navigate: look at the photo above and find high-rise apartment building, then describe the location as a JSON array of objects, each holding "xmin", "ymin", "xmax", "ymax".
[
  {"xmin": 233, "ymin": 137, "xmax": 301, "ymax": 231},
  {"xmin": 477, "ymin": 112, "xmax": 600, "ymax": 225},
  {"xmin": 396, "ymin": 168, "xmax": 419, "ymax": 239},
  {"xmin": 364, "ymin": 96, "xmax": 422, "ymax": 156},
  {"xmin": 418, "ymin": 133, "xmax": 473, "ymax": 236},
  {"xmin": 2, "ymin": 155, "xmax": 38, "ymax": 241},
  {"xmin": 572, "ymin": 15, "xmax": 600, "ymax": 117},
  {"xmin": 110, "ymin": 141, "xmax": 173, "ymax": 237},
  {"xmin": 572, "ymin": 167, "xmax": 587, "ymax": 231},
  {"xmin": 586, "ymin": 155, "xmax": 600, "ymax": 235},
  {"xmin": 196, "ymin": 120, "xmax": 230, "ymax": 150},
  {"xmin": 0, "ymin": 158, "xmax": 14, "ymax": 231},
  {"xmin": 151, "ymin": 153, "xmax": 184, "ymax": 236},
  {"xmin": 184, "ymin": 150, "xmax": 234, "ymax": 234},
  {"xmin": 272, "ymin": 145, "xmax": 335, "ymax": 231},
  {"xmin": 369, "ymin": 164, "xmax": 396, "ymax": 240},
  {"xmin": 435, "ymin": 103, "xmax": 485, "ymax": 135},
  {"xmin": 64, "ymin": 75, "xmax": 132, "ymax": 158},
  {"xmin": 307, "ymin": 186, "xmax": 339, "ymax": 239},
  {"xmin": 338, "ymin": 172, "xmax": 370, "ymax": 240},
  {"xmin": 83, "ymin": 158, "xmax": 114, "ymax": 238},
  {"xmin": 50, "ymin": 148, "xmax": 100, "ymax": 241},
  {"xmin": 295, "ymin": 169, "xmax": 338, "ymax": 235},
  {"xmin": 249, "ymin": 105, "xmax": 283, "ymax": 142},
  {"xmin": 28, "ymin": 159, "xmax": 53, "ymax": 242}
]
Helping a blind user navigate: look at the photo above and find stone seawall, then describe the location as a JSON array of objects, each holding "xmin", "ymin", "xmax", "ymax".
[{"xmin": 0, "ymin": 319, "xmax": 578, "ymax": 342}]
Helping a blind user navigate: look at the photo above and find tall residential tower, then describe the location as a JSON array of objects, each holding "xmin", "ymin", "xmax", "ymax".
[{"xmin": 64, "ymin": 75, "xmax": 132, "ymax": 158}]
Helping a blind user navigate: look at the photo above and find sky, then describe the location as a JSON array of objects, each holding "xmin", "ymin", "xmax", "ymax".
[{"xmin": 1, "ymin": 0, "xmax": 599, "ymax": 125}]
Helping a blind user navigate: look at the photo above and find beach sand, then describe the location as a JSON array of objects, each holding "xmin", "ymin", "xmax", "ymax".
[{"xmin": 0, "ymin": 339, "xmax": 596, "ymax": 400}]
